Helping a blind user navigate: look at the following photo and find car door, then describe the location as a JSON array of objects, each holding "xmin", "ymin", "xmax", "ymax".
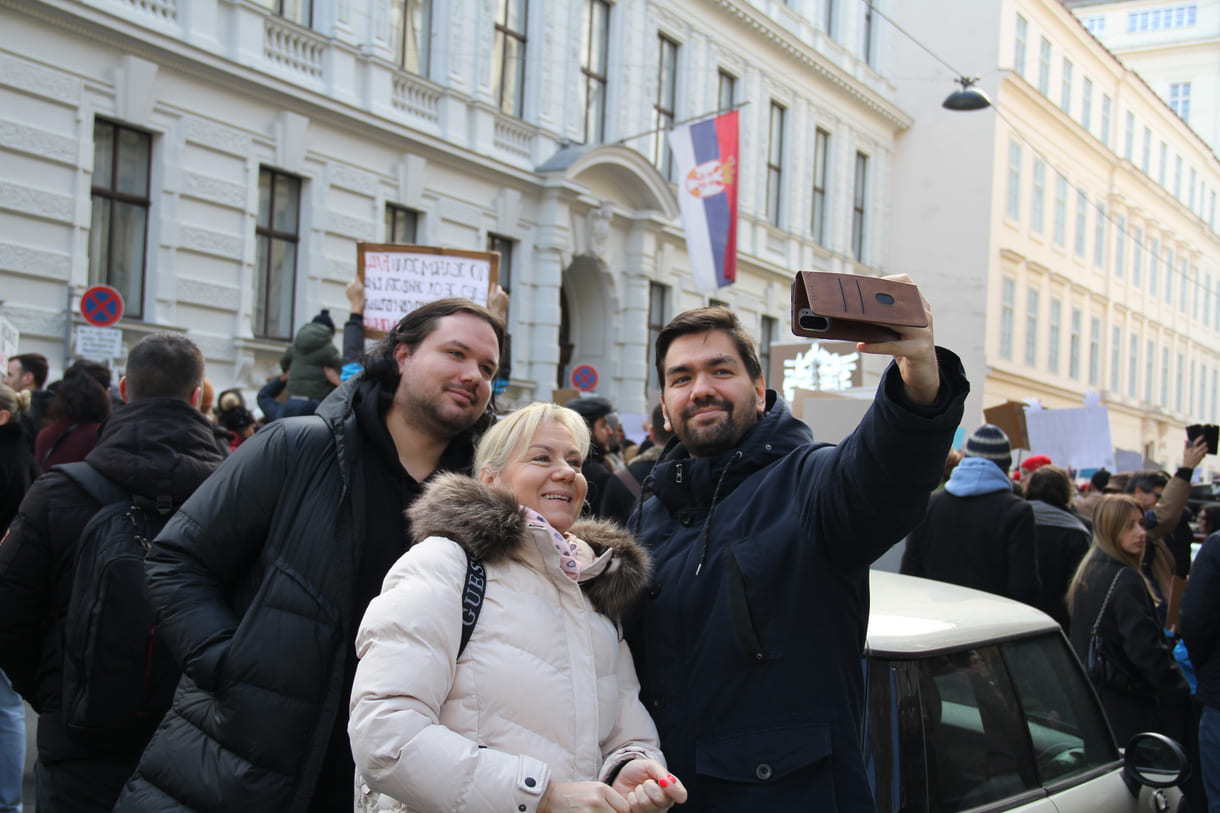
[
  {"xmin": 865, "ymin": 650, "xmax": 1060, "ymax": 812},
  {"xmin": 999, "ymin": 634, "xmax": 1181, "ymax": 813}
]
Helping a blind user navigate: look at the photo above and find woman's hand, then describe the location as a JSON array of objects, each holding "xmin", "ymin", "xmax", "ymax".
[
  {"xmin": 538, "ymin": 781, "xmax": 630, "ymax": 813},
  {"xmin": 611, "ymin": 760, "xmax": 688, "ymax": 812}
]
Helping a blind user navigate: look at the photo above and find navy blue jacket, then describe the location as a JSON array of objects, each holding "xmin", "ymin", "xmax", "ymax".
[
  {"xmin": 1181, "ymin": 531, "xmax": 1220, "ymax": 709},
  {"xmin": 624, "ymin": 349, "xmax": 967, "ymax": 811}
]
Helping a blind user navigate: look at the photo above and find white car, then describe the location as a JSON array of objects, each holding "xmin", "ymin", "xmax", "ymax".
[{"xmin": 864, "ymin": 571, "xmax": 1186, "ymax": 813}]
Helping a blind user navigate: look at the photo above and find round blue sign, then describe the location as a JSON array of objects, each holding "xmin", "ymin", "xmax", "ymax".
[{"xmin": 571, "ymin": 364, "xmax": 598, "ymax": 392}]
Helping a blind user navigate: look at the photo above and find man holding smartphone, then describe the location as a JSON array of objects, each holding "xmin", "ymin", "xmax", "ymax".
[{"xmin": 622, "ymin": 276, "xmax": 968, "ymax": 810}]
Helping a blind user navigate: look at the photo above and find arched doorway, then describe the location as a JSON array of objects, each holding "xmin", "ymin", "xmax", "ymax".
[
  {"xmin": 558, "ymin": 255, "xmax": 611, "ymax": 392},
  {"xmin": 557, "ymin": 288, "xmax": 573, "ymax": 388}
]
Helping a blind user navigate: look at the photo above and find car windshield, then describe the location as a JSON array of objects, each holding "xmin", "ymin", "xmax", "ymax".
[{"xmin": 865, "ymin": 631, "xmax": 1118, "ymax": 812}]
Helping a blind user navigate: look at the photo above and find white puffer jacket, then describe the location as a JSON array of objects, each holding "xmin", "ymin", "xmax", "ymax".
[{"xmin": 349, "ymin": 474, "xmax": 662, "ymax": 813}]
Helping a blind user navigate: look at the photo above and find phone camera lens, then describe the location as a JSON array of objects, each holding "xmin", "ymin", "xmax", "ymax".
[
  {"xmin": 799, "ymin": 314, "xmax": 831, "ymax": 332},
  {"xmin": 875, "ymin": 292, "xmax": 895, "ymax": 305}
]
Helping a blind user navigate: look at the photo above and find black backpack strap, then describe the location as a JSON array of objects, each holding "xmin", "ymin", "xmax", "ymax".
[
  {"xmin": 458, "ymin": 554, "xmax": 486, "ymax": 657},
  {"xmin": 54, "ymin": 462, "xmax": 129, "ymax": 507}
]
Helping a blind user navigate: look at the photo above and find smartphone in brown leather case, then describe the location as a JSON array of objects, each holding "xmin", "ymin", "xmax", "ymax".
[{"xmin": 790, "ymin": 271, "xmax": 927, "ymax": 343}]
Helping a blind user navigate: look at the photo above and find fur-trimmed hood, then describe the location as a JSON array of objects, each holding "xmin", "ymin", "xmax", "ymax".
[{"xmin": 408, "ymin": 472, "xmax": 652, "ymax": 619}]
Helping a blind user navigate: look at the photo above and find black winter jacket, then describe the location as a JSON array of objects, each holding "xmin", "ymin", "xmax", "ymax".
[
  {"xmin": 0, "ymin": 398, "xmax": 223, "ymax": 765},
  {"xmin": 1028, "ymin": 500, "xmax": 1090, "ymax": 629},
  {"xmin": 1181, "ymin": 532, "xmax": 1220, "ymax": 709},
  {"xmin": 901, "ymin": 477, "xmax": 1039, "ymax": 606},
  {"xmin": 1068, "ymin": 553, "xmax": 1190, "ymax": 743},
  {"xmin": 624, "ymin": 350, "xmax": 967, "ymax": 811},
  {"xmin": 0, "ymin": 422, "xmax": 39, "ymax": 532},
  {"xmin": 117, "ymin": 375, "xmax": 473, "ymax": 812}
]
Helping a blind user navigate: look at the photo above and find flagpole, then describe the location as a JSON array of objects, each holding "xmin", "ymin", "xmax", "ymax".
[{"xmin": 613, "ymin": 101, "xmax": 751, "ymax": 146}]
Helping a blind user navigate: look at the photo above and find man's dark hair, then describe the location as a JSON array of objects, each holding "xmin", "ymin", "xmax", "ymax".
[
  {"xmin": 655, "ymin": 306, "xmax": 762, "ymax": 388},
  {"xmin": 651, "ymin": 402, "xmax": 673, "ymax": 444},
  {"xmin": 364, "ymin": 298, "xmax": 505, "ymax": 408},
  {"xmin": 1025, "ymin": 465, "xmax": 1072, "ymax": 510},
  {"xmin": 12, "ymin": 353, "xmax": 49, "ymax": 388},
  {"xmin": 1126, "ymin": 470, "xmax": 1169, "ymax": 495},
  {"xmin": 1090, "ymin": 468, "xmax": 1111, "ymax": 492},
  {"xmin": 48, "ymin": 360, "xmax": 111, "ymax": 423},
  {"xmin": 125, "ymin": 333, "xmax": 205, "ymax": 402}
]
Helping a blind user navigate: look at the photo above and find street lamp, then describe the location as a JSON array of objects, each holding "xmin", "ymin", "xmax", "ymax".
[{"xmin": 943, "ymin": 76, "xmax": 992, "ymax": 111}]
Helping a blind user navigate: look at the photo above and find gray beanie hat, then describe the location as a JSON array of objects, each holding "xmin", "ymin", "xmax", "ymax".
[{"xmin": 963, "ymin": 424, "xmax": 1012, "ymax": 472}]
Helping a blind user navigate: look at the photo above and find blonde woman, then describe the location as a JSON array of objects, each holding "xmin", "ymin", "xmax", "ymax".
[
  {"xmin": 1066, "ymin": 494, "xmax": 1190, "ymax": 743},
  {"xmin": 350, "ymin": 402, "xmax": 686, "ymax": 813}
]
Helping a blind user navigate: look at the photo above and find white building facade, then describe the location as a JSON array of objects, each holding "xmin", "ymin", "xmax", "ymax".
[
  {"xmin": 891, "ymin": 0, "xmax": 1220, "ymax": 476},
  {"xmin": 1, "ymin": 0, "xmax": 907, "ymax": 414}
]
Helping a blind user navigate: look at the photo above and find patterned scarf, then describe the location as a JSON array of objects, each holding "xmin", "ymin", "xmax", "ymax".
[{"xmin": 521, "ymin": 506, "xmax": 581, "ymax": 581}]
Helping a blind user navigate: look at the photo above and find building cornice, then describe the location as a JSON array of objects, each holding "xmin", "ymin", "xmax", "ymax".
[
  {"xmin": 4, "ymin": 0, "xmax": 551, "ymax": 189},
  {"xmin": 704, "ymin": 0, "xmax": 913, "ymax": 131}
]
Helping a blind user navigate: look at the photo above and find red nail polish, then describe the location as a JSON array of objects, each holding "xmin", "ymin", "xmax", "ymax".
[
  {"xmin": 658, "ymin": 778, "xmax": 668, "ymax": 788},
  {"xmin": 667, "ymin": 775, "xmax": 676, "ymax": 783}
]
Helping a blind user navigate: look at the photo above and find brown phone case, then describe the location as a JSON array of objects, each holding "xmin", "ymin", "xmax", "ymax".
[{"xmin": 790, "ymin": 271, "xmax": 927, "ymax": 343}]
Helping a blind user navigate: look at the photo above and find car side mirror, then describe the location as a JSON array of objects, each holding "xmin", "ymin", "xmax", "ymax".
[{"xmin": 1121, "ymin": 732, "xmax": 1188, "ymax": 796}]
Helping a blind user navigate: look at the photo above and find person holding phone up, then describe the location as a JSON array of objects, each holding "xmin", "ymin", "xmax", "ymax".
[{"xmin": 623, "ymin": 276, "xmax": 969, "ymax": 811}]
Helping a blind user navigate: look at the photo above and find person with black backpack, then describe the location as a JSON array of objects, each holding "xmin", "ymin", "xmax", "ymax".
[{"xmin": 0, "ymin": 333, "xmax": 224, "ymax": 812}]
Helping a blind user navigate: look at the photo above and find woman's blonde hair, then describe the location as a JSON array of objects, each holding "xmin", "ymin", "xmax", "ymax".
[
  {"xmin": 474, "ymin": 402, "xmax": 590, "ymax": 478},
  {"xmin": 1066, "ymin": 493, "xmax": 1158, "ymax": 613},
  {"xmin": 0, "ymin": 383, "xmax": 31, "ymax": 418}
]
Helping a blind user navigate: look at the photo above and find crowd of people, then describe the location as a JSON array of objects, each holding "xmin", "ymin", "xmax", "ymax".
[
  {"xmin": 901, "ymin": 423, "xmax": 1218, "ymax": 811},
  {"xmin": 0, "ymin": 276, "xmax": 1218, "ymax": 813}
]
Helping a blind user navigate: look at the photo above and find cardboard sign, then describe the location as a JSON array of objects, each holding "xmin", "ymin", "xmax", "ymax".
[
  {"xmin": 983, "ymin": 401, "xmax": 1030, "ymax": 451},
  {"xmin": 357, "ymin": 244, "xmax": 499, "ymax": 336}
]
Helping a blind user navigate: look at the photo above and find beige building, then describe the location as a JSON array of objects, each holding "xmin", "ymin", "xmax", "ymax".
[{"xmin": 891, "ymin": 0, "xmax": 1220, "ymax": 477}]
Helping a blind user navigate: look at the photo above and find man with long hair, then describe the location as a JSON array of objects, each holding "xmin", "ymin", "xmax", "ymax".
[{"xmin": 119, "ymin": 300, "xmax": 504, "ymax": 812}]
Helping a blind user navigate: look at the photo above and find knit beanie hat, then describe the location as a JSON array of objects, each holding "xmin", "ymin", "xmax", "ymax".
[
  {"xmin": 963, "ymin": 424, "xmax": 1012, "ymax": 472},
  {"xmin": 1020, "ymin": 454, "xmax": 1052, "ymax": 473},
  {"xmin": 311, "ymin": 309, "xmax": 335, "ymax": 332}
]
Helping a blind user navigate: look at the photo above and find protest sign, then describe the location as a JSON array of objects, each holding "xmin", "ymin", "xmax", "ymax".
[
  {"xmin": 357, "ymin": 244, "xmax": 499, "ymax": 336},
  {"xmin": 983, "ymin": 401, "xmax": 1030, "ymax": 451},
  {"xmin": 1023, "ymin": 404, "xmax": 1115, "ymax": 471}
]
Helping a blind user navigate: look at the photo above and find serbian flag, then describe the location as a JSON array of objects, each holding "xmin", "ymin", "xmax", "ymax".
[{"xmin": 668, "ymin": 110, "xmax": 738, "ymax": 292}]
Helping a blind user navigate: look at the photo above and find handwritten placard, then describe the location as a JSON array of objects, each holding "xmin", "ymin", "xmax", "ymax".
[{"xmin": 357, "ymin": 244, "xmax": 499, "ymax": 335}]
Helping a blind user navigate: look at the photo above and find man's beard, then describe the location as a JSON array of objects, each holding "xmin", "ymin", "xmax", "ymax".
[
  {"xmin": 400, "ymin": 384, "xmax": 484, "ymax": 438},
  {"xmin": 674, "ymin": 396, "xmax": 757, "ymax": 457}
]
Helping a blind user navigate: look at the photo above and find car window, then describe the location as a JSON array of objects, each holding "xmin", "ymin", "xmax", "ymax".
[
  {"xmin": 916, "ymin": 647, "xmax": 1040, "ymax": 812},
  {"xmin": 999, "ymin": 633, "xmax": 1118, "ymax": 785}
]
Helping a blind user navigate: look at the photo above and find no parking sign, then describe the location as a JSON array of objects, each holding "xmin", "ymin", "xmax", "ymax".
[
  {"xmin": 570, "ymin": 364, "xmax": 598, "ymax": 392},
  {"xmin": 80, "ymin": 285, "xmax": 124, "ymax": 327}
]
